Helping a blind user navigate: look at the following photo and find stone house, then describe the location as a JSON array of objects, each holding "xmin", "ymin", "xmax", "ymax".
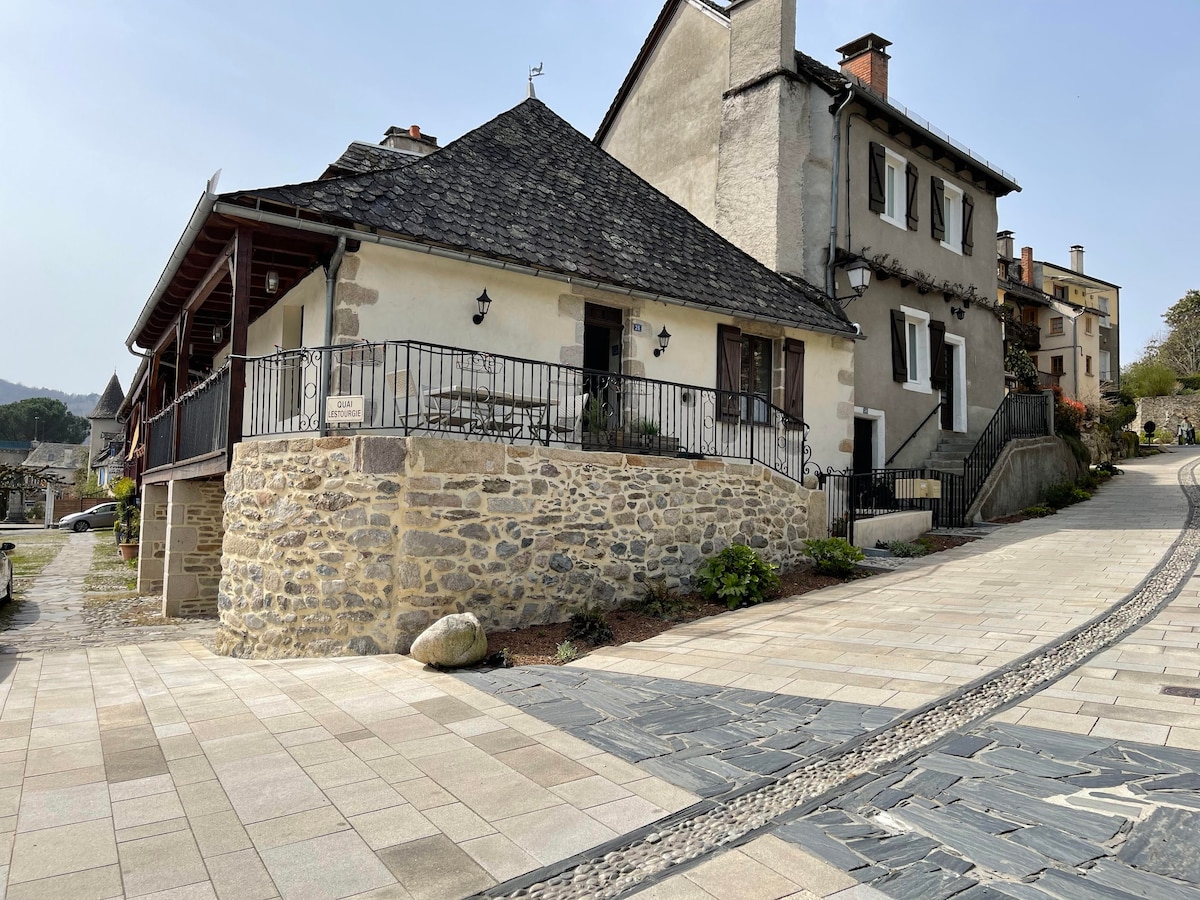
[
  {"xmin": 85, "ymin": 373, "xmax": 124, "ymax": 489},
  {"xmin": 596, "ymin": 0, "xmax": 1021, "ymax": 473},
  {"xmin": 122, "ymin": 97, "xmax": 858, "ymax": 656}
]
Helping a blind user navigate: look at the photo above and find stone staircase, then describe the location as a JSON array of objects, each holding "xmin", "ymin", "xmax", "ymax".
[{"xmin": 920, "ymin": 436, "xmax": 978, "ymax": 477}]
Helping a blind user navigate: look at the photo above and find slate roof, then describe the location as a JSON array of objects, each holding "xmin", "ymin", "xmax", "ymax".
[
  {"xmin": 321, "ymin": 142, "xmax": 424, "ymax": 179},
  {"xmin": 224, "ymin": 100, "xmax": 851, "ymax": 334},
  {"xmin": 88, "ymin": 374, "xmax": 124, "ymax": 420},
  {"xmin": 23, "ymin": 443, "xmax": 87, "ymax": 472}
]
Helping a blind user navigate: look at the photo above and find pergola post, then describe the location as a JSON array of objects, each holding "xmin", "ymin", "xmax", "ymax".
[{"xmin": 227, "ymin": 226, "xmax": 252, "ymax": 464}]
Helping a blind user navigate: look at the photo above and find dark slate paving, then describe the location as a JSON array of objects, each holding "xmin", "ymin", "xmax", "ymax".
[
  {"xmin": 456, "ymin": 666, "xmax": 901, "ymax": 792},
  {"xmin": 772, "ymin": 721, "xmax": 1200, "ymax": 899}
]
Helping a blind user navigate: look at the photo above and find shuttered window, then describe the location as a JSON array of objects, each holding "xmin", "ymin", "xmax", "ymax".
[
  {"xmin": 930, "ymin": 177, "xmax": 946, "ymax": 242},
  {"xmin": 893, "ymin": 307, "xmax": 932, "ymax": 392},
  {"xmin": 868, "ymin": 142, "xmax": 886, "ymax": 213},
  {"xmin": 962, "ymin": 193, "xmax": 975, "ymax": 255},
  {"xmin": 717, "ymin": 325, "xmax": 742, "ymax": 420},
  {"xmin": 891, "ymin": 310, "xmax": 908, "ymax": 382},
  {"xmin": 783, "ymin": 340, "xmax": 805, "ymax": 427},
  {"xmin": 905, "ymin": 163, "xmax": 919, "ymax": 231},
  {"xmin": 929, "ymin": 320, "xmax": 947, "ymax": 390}
]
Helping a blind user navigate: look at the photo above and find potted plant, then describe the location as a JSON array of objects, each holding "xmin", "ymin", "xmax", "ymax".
[{"xmin": 112, "ymin": 477, "xmax": 140, "ymax": 561}]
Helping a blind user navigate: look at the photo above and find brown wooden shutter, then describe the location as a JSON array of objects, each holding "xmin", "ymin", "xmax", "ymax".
[
  {"xmin": 905, "ymin": 162, "xmax": 919, "ymax": 231},
  {"xmin": 868, "ymin": 142, "xmax": 886, "ymax": 213},
  {"xmin": 962, "ymin": 193, "xmax": 975, "ymax": 256},
  {"xmin": 930, "ymin": 176, "xmax": 945, "ymax": 242},
  {"xmin": 890, "ymin": 310, "xmax": 908, "ymax": 382},
  {"xmin": 783, "ymin": 339, "xmax": 805, "ymax": 427},
  {"xmin": 717, "ymin": 325, "xmax": 742, "ymax": 420},
  {"xmin": 929, "ymin": 320, "xmax": 948, "ymax": 390}
]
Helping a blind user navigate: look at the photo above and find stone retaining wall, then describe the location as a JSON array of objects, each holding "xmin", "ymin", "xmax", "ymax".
[
  {"xmin": 1135, "ymin": 396, "xmax": 1200, "ymax": 438},
  {"xmin": 217, "ymin": 436, "xmax": 824, "ymax": 659}
]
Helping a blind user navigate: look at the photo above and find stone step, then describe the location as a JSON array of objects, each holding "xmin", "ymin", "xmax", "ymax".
[{"xmin": 925, "ymin": 461, "xmax": 966, "ymax": 475}]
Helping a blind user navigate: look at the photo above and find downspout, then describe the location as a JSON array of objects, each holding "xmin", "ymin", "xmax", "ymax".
[
  {"xmin": 827, "ymin": 86, "xmax": 856, "ymax": 297},
  {"xmin": 319, "ymin": 236, "xmax": 348, "ymax": 437}
]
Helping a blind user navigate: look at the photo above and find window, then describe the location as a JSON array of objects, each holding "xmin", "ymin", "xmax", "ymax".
[
  {"xmin": 890, "ymin": 306, "xmax": 931, "ymax": 392},
  {"xmin": 1049, "ymin": 317, "xmax": 1064, "ymax": 335},
  {"xmin": 717, "ymin": 325, "xmax": 787, "ymax": 423},
  {"xmin": 1021, "ymin": 307, "xmax": 1038, "ymax": 326},
  {"xmin": 1053, "ymin": 284, "xmax": 1068, "ymax": 301},
  {"xmin": 869, "ymin": 142, "xmax": 909, "ymax": 229},
  {"xmin": 1086, "ymin": 355, "xmax": 1094, "ymax": 376},
  {"xmin": 1051, "ymin": 356, "xmax": 1065, "ymax": 375},
  {"xmin": 1100, "ymin": 350, "xmax": 1112, "ymax": 382},
  {"xmin": 1084, "ymin": 315, "xmax": 1093, "ymax": 335},
  {"xmin": 883, "ymin": 151, "xmax": 906, "ymax": 228},
  {"xmin": 941, "ymin": 182, "xmax": 964, "ymax": 254}
]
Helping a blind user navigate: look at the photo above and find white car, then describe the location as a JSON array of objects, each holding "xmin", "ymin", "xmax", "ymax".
[{"xmin": 0, "ymin": 541, "xmax": 13, "ymax": 603}]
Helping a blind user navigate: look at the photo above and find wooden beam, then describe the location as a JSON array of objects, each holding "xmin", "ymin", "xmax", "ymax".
[
  {"xmin": 184, "ymin": 242, "xmax": 234, "ymax": 317},
  {"xmin": 226, "ymin": 227, "xmax": 252, "ymax": 465}
]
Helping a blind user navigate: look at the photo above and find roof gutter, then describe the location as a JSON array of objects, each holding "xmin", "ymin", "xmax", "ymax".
[
  {"xmin": 126, "ymin": 174, "xmax": 221, "ymax": 354},
  {"xmin": 211, "ymin": 200, "xmax": 860, "ymax": 340}
]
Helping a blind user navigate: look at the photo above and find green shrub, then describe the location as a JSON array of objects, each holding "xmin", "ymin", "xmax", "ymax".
[
  {"xmin": 802, "ymin": 537, "xmax": 865, "ymax": 577},
  {"xmin": 886, "ymin": 540, "xmax": 928, "ymax": 558},
  {"xmin": 555, "ymin": 641, "xmax": 580, "ymax": 663},
  {"xmin": 1094, "ymin": 462, "xmax": 1123, "ymax": 477},
  {"xmin": 1077, "ymin": 471, "xmax": 1099, "ymax": 491},
  {"xmin": 628, "ymin": 578, "xmax": 692, "ymax": 620},
  {"xmin": 1045, "ymin": 481, "xmax": 1091, "ymax": 510},
  {"xmin": 568, "ymin": 606, "xmax": 614, "ymax": 646},
  {"xmin": 1022, "ymin": 505, "xmax": 1056, "ymax": 518},
  {"xmin": 1182, "ymin": 375, "xmax": 1200, "ymax": 391},
  {"xmin": 1155, "ymin": 428, "xmax": 1176, "ymax": 445},
  {"xmin": 696, "ymin": 545, "xmax": 781, "ymax": 609}
]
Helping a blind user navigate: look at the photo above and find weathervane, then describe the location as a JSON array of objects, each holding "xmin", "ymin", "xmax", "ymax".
[{"xmin": 527, "ymin": 62, "xmax": 544, "ymax": 99}]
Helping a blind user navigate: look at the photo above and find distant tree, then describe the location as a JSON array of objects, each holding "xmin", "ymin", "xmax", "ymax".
[
  {"xmin": 1122, "ymin": 359, "xmax": 1177, "ymax": 398},
  {"xmin": 0, "ymin": 397, "xmax": 88, "ymax": 443},
  {"xmin": 1155, "ymin": 290, "xmax": 1200, "ymax": 377}
]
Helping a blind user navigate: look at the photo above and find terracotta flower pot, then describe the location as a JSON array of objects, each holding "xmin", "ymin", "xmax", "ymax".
[{"xmin": 119, "ymin": 543, "xmax": 139, "ymax": 562}]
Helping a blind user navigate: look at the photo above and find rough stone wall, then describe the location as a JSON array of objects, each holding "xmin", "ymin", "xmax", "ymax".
[
  {"xmin": 163, "ymin": 479, "xmax": 225, "ymax": 617},
  {"xmin": 218, "ymin": 435, "xmax": 823, "ymax": 659},
  {"xmin": 137, "ymin": 483, "xmax": 167, "ymax": 595},
  {"xmin": 1134, "ymin": 396, "xmax": 1200, "ymax": 438}
]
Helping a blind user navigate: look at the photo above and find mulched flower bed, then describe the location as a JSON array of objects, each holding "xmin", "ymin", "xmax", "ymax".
[{"xmin": 484, "ymin": 530, "xmax": 981, "ymax": 667}]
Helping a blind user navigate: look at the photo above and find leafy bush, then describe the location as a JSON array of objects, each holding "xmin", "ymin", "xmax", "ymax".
[
  {"xmin": 628, "ymin": 578, "xmax": 691, "ymax": 620},
  {"xmin": 802, "ymin": 537, "xmax": 865, "ymax": 577},
  {"xmin": 1045, "ymin": 481, "xmax": 1091, "ymax": 510},
  {"xmin": 1182, "ymin": 375, "xmax": 1200, "ymax": 391},
  {"xmin": 885, "ymin": 540, "xmax": 928, "ymax": 558},
  {"xmin": 1124, "ymin": 360, "xmax": 1178, "ymax": 398},
  {"xmin": 1077, "ymin": 470, "xmax": 1099, "ymax": 491},
  {"xmin": 568, "ymin": 606, "xmax": 614, "ymax": 646},
  {"xmin": 555, "ymin": 641, "xmax": 580, "ymax": 663},
  {"xmin": 1051, "ymin": 386, "xmax": 1087, "ymax": 438},
  {"xmin": 1005, "ymin": 346, "xmax": 1040, "ymax": 393},
  {"xmin": 696, "ymin": 544, "xmax": 781, "ymax": 609},
  {"xmin": 1022, "ymin": 505, "xmax": 1056, "ymax": 518},
  {"xmin": 1094, "ymin": 462, "xmax": 1123, "ymax": 477}
]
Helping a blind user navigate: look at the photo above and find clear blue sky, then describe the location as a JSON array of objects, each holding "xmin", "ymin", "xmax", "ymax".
[{"xmin": 2, "ymin": 0, "xmax": 1196, "ymax": 396}]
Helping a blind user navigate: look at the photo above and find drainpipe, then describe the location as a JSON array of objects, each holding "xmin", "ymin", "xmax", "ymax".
[
  {"xmin": 1072, "ymin": 314, "xmax": 1080, "ymax": 400},
  {"xmin": 319, "ymin": 236, "xmax": 348, "ymax": 437},
  {"xmin": 827, "ymin": 86, "xmax": 856, "ymax": 297}
]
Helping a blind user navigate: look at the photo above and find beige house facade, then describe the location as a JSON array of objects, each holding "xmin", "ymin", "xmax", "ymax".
[{"xmin": 598, "ymin": 0, "xmax": 1021, "ymax": 471}]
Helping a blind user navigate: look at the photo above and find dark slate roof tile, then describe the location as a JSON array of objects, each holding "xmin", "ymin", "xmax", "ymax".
[
  {"xmin": 321, "ymin": 142, "xmax": 424, "ymax": 179},
  {"xmin": 88, "ymin": 374, "xmax": 124, "ymax": 420},
  {"xmin": 227, "ymin": 100, "xmax": 851, "ymax": 335}
]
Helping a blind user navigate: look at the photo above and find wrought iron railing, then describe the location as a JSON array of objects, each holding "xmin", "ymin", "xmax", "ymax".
[
  {"xmin": 144, "ymin": 365, "xmax": 231, "ymax": 471},
  {"xmin": 821, "ymin": 391, "xmax": 1051, "ymax": 540},
  {"xmin": 242, "ymin": 340, "xmax": 814, "ymax": 482}
]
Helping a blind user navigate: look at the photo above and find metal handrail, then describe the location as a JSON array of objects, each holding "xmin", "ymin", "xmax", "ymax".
[{"xmin": 884, "ymin": 400, "xmax": 942, "ymax": 466}]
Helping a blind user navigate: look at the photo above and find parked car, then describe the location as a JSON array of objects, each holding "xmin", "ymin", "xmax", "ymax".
[
  {"xmin": 1, "ymin": 541, "xmax": 13, "ymax": 603},
  {"xmin": 56, "ymin": 503, "xmax": 119, "ymax": 533}
]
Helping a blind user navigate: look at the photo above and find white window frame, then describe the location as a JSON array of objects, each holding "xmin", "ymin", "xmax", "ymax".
[
  {"xmin": 941, "ymin": 181, "xmax": 964, "ymax": 254},
  {"xmin": 880, "ymin": 148, "xmax": 907, "ymax": 229},
  {"xmin": 1099, "ymin": 350, "xmax": 1112, "ymax": 382},
  {"xmin": 944, "ymin": 333, "xmax": 968, "ymax": 433},
  {"xmin": 901, "ymin": 305, "xmax": 931, "ymax": 394}
]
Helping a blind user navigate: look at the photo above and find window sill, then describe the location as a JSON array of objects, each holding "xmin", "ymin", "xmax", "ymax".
[
  {"xmin": 940, "ymin": 240, "xmax": 962, "ymax": 255},
  {"xmin": 880, "ymin": 213, "xmax": 906, "ymax": 230},
  {"xmin": 902, "ymin": 381, "xmax": 932, "ymax": 394}
]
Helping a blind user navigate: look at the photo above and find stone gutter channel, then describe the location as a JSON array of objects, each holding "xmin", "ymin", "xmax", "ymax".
[{"xmin": 480, "ymin": 458, "xmax": 1200, "ymax": 900}]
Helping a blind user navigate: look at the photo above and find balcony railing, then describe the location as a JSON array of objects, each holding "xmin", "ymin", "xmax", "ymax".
[
  {"xmin": 242, "ymin": 340, "xmax": 815, "ymax": 483},
  {"xmin": 144, "ymin": 365, "xmax": 231, "ymax": 471}
]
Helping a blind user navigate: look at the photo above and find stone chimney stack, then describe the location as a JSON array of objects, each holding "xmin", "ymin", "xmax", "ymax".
[
  {"xmin": 1021, "ymin": 246, "xmax": 1035, "ymax": 287},
  {"xmin": 380, "ymin": 125, "xmax": 439, "ymax": 156},
  {"xmin": 727, "ymin": 0, "xmax": 797, "ymax": 85},
  {"xmin": 1070, "ymin": 244, "xmax": 1085, "ymax": 273},
  {"xmin": 997, "ymin": 230, "xmax": 1014, "ymax": 261},
  {"xmin": 836, "ymin": 33, "xmax": 892, "ymax": 98}
]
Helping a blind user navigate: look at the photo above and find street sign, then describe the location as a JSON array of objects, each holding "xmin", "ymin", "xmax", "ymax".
[{"xmin": 326, "ymin": 395, "xmax": 365, "ymax": 424}]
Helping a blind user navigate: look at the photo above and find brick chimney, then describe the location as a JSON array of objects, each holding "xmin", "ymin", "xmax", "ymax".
[
  {"xmin": 1021, "ymin": 246, "xmax": 1035, "ymax": 287},
  {"xmin": 380, "ymin": 125, "xmax": 439, "ymax": 156},
  {"xmin": 727, "ymin": 0, "xmax": 797, "ymax": 86},
  {"xmin": 1070, "ymin": 244, "xmax": 1085, "ymax": 273},
  {"xmin": 836, "ymin": 33, "xmax": 892, "ymax": 98}
]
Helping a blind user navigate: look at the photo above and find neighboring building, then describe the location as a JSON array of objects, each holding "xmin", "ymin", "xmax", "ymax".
[
  {"xmin": 996, "ymin": 234, "xmax": 1118, "ymax": 404},
  {"xmin": 121, "ymin": 98, "xmax": 857, "ymax": 654},
  {"xmin": 22, "ymin": 442, "xmax": 88, "ymax": 487},
  {"xmin": 86, "ymin": 373, "xmax": 124, "ymax": 488},
  {"xmin": 596, "ymin": 0, "xmax": 1021, "ymax": 472}
]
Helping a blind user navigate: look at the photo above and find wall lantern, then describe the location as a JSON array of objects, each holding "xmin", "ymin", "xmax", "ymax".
[
  {"xmin": 265, "ymin": 269, "xmax": 280, "ymax": 295},
  {"xmin": 836, "ymin": 258, "xmax": 872, "ymax": 307},
  {"xmin": 211, "ymin": 325, "xmax": 223, "ymax": 344},
  {"xmin": 473, "ymin": 289, "xmax": 492, "ymax": 325},
  {"xmin": 653, "ymin": 326, "xmax": 672, "ymax": 357},
  {"xmin": 950, "ymin": 306, "xmax": 966, "ymax": 320}
]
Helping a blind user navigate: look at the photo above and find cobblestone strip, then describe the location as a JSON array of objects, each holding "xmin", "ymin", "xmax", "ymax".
[{"xmin": 490, "ymin": 459, "xmax": 1200, "ymax": 900}]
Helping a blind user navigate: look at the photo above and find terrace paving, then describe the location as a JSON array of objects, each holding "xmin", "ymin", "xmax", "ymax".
[{"xmin": 0, "ymin": 448, "xmax": 1197, "ymax": 899}]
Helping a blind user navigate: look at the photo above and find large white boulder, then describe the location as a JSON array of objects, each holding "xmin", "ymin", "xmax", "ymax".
[{"xmin": 409, "ymin": 613, "xmax": 488, "ymax": 668}]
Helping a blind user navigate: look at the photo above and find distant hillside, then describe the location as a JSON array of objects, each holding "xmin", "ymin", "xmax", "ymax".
[{"xmin": 0, "ymin": 379, "xmax": 101, "ymax": 417}]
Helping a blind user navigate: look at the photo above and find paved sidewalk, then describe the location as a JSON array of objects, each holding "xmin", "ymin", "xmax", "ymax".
[{"xmin": 0, "ymin": 450, "xmax": 1196, "ymax": 899}]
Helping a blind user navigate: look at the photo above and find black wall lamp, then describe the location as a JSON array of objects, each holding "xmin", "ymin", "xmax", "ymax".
[
  {"xmin": 473, "ymin": 289, "xmax": 492, "ymax": 325},
  {"xmin": 653, "ymin": 326, "xmax": 671, "ymax": 357},
  {"xmin": 950, "ymin": 306, "xmax": 966, "ymax": 320}
]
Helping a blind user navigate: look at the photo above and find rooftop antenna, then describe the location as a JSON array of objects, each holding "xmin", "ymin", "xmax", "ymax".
[{"xmin": 527, "ymin": 62, "xmax": 544, "ymax": 99}]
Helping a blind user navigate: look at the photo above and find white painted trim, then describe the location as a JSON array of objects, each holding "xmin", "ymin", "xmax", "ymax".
[
  {"xmin": 940, "ymin": 181, "xmax": 964, "ymax": 255},
  {"xmin": 944, "ymin": 333, "xmax": 967, "ymax": 433},
  {"xmin": 900, "ymin": 305, "xmax": 931, "ymax": 393},
  {"xmin": 880, "ymin": 148, "xmax": 907, "ymax": 230},
  {"xmin": 855, "ymin": 407, "xmax": 887, "ymax": 468}
]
